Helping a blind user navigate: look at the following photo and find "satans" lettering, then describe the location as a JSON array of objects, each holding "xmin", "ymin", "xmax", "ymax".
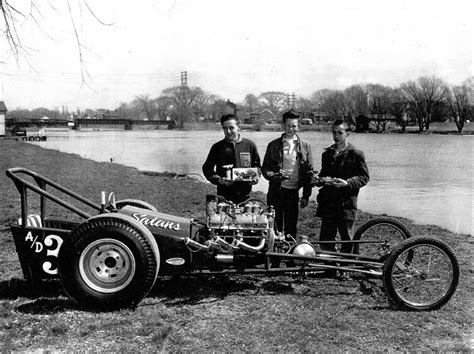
[{"xmin": 132, "ymin": 213, "xmax": 182, "ymax": 231}]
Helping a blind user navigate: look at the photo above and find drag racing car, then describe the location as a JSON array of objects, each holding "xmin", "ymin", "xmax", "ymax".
[{"xmin": 5, "ymin": 167, "xmax": 459, "ymax": 311}]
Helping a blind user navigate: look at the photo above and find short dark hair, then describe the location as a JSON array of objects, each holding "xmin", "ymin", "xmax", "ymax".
[
  {"xmin": 332, "ymin": 119, "xmax": 349, "ymax": 131},
  {"xmin": 282, "ymin": 109, "xmax": 300, "ymax": 123},
  {"xmin": 220, "ymin": 114, "xmax": 239, "ymax": 125}
]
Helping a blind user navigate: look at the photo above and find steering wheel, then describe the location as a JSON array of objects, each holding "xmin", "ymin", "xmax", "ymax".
[{"xmin": 107, "ymin": 192, "xmax": 117, "ymax": 211}]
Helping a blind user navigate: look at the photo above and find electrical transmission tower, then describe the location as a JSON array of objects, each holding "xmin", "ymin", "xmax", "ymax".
[
  {"xmin": 286, "ymin": 92, "xmax": 296, "ymax": 109},
  {"xmin": 291, "ymin": 93, "xmax": 296, "ymax": 108},
  {"xmin": 180, "ymin": 71, "xmax": 188, "ymax": 86}
]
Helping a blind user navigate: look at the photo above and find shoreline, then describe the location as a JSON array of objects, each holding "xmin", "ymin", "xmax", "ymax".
[
  {"xmin": 6, "ymin": 120, "xmax": 474, "ymax": 136},
  {"xmin": 0, "ymin": 138, "xmax": 471, "ymax": 237}
]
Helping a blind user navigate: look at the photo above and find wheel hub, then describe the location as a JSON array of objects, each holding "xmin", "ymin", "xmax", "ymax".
[{"xmin": 79, "ymin": 238, "xmax": 136, "ymax": 293}]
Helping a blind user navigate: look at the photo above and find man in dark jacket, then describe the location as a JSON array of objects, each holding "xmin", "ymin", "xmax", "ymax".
[
  {"xmin": 262, "ymin": 109, "xmax": 314, "ymax": 237},
  {"xmin": 314, "ymin": 119, "xmax": 369, "ymax": 253},
  {"xmin": 202, "ymin": 114, "xmax": 261, "ymax": 204}
]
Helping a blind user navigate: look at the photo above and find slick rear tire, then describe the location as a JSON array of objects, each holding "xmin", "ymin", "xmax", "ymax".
[{"xmin": 58, "ymin": 214, "xmax": 160, "ymax": 311}]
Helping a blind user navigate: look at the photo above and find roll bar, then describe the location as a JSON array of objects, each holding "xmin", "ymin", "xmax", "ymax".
[{"xmin": 6, "ymin": 167, "xmax": 104, "ymax": 225}]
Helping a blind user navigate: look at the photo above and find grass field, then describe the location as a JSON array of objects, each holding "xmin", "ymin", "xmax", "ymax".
[{"xmin": 0, "ymin": 139, "xmax": 472, "ymax": 351}]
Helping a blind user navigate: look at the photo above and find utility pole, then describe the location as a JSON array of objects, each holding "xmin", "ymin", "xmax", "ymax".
[
  {"xmin": 180, "ymin": 71, "xmax": 188, "ymax": 100},
  {"xmin": 180, "ymin": 71, "xmax": 188, "ymax": 86},
  {"xmin": 286, "ymin": 93, "xmax": 296, "ymax": 109},
  {"xmin": 179, "ymin": 71, "xmax": 188, "ymax": 126}
]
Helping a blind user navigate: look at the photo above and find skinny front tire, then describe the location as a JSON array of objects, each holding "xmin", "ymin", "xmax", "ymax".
[
  {"xmin": 353, "ymin": 217, "xmax": 412, "ymax": 258},
  {"xmin": 383, "ymin": 236, "xmax": 459, "ymax": 311}
]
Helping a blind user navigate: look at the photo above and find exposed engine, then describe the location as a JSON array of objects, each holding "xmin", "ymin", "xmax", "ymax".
[
  {"xmin": 206, "ymin": 195, "xmax": 270, "ymax": 231},
  {"xmin": 183, "ymin": 195, "xmax": 318, "ymax": 270},
  {"xmin": 185, "ymin": 195, "xmax": 278, "ymax": 255}
]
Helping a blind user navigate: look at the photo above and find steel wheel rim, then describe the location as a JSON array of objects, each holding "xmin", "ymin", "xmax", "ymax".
[
  {"xmin": 391, "ymin": 244, "xmax": 453, "ymax": 308},
  {"xmin": 79, "ymin": 238, "xmax": 136, "ymax": 293},
  {"xmin": 360, "ymin": 223, "xmax": 406, "ymax": 256}
]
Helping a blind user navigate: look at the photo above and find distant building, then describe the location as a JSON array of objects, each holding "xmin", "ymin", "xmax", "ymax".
[
  {"xmin": 225, "ymin": 99, "xmax": 237, "ymax": 116},
  {"xmin": 355, "ymin": 114, "xmax": 370, "ymax": 131},
  {"xmin": 242, "ymin": 111, "xmax": 260, "ymax": 124},
  {"xmin": 310, "ymin": 111, "xmax": 331, "ymax": 122},
  {"xmin": 355, "ymin": 114, "xmax": 397, "ymax": 131},
  {"xmin": 240, "ymin": 109, "xmax": 276, "ymax": 125},
  {"xmin": 258, "ymin": 109, "xmax": 276, "ymax": 123},
  {"xmin": 0, "ymin": 101, "xmax": 7, "ymax": 136},
  {"xmin": 96, "ymin": 109, "xmax": 119, "ymax": 119}
]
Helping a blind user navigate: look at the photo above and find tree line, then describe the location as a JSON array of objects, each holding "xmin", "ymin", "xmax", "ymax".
[
  {"xmin": 103, "ymin": 74, "xmax": 474, "ymax": 133},
  {"xmin": 7, "ymin": 75, "xmax": 473, "ymax": 133}
]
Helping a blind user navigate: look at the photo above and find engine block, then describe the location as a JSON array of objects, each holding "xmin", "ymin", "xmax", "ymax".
[{"xmin": 206, "ymin": 196, "xmax": 271, "ymax": 231}]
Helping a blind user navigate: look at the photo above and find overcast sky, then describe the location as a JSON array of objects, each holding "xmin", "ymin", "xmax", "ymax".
[{"xmin": 0, "ymin": 0, "xmax": 472, "ymax": 111}]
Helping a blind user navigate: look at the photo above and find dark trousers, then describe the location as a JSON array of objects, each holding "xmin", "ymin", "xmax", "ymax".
[
  {"xmin": 319, "ymin": 217, "xmax": 355, "ymax": 253},
  {"xmin": 267, "ymin": 187, "xmax": 299, "ymax": 237}
]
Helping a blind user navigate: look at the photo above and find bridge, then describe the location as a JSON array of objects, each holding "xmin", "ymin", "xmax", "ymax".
[
  {"xmin": 6, "ymin": 118, "xmax": 176, "ymax": 131},
  {"xmin": 73, "ymin": 118, "xmax": 176, "ymax": 130}
]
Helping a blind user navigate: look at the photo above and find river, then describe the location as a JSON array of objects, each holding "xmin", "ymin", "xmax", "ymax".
[{"xmin": 33, "ymin": 129, "xmax": 473, "ymax": 235}]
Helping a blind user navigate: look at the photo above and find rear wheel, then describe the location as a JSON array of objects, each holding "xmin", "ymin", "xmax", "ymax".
[
  {"xmin": 58, "ymin": 215, "xmax": 159, "ymax": 310},
  {"xmin": 353, "ymin": 217, "xmax": 412, "ymax": 258},
  {"xmin": 383, "ymin": 236, "xmax": 459, "ymax": 311}
]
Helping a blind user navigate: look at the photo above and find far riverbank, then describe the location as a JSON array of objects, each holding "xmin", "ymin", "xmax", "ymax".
[{"xmin": 179, "ymin": 121, "xmax": 474, "ymax": 135}]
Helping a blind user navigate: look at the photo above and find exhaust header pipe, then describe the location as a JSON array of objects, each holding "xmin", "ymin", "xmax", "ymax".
[
  {"xmin": 185, "ymin": 235, "xmax": 267, "ymax": 253},
  {"xmin": 235, "ymin": 237, "xmax": 266, "ymax": 252}
]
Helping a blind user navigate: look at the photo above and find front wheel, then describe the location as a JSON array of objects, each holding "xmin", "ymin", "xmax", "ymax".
[
  {"xmin": 383, "ymin": 236, "xmax": 459, "ymax": 311},
  {"xmin": 58, "ymin": 214, "xmax": 160, "ymax": 311},
  {"xmin": 353, "ymin": 217, "xmax": 412, "ymax": 258}
]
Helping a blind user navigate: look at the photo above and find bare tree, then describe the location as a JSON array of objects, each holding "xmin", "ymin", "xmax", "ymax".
[
  {"xmin": 401, "ymin": 76, "xmax": 449, "ymax": 132},
  {"xmin": 153, "ymin": 96, "xmax": 173, "ymax": 120},
  {"xmin": 160, "ymin": 85, "xmax": 210, "ymax": 127},
  {"xmin": 189, "ymin": 87, "xmax": 212, "ymax": 121},
  {"xmin": 310, "ymin": 89, "xmax": 331, "ymax": 108},
  {"xmin": 1, "ymin": 0, "xmax": 29, "ymax": 61},
  {"xmin": 241, "ymin": 94, "xmax": 260, "ymax": 114},
  {"xmin": 344, "ymin": 84, "xmax": 369, "ymax": 126},
  {"xmin": 367, "ymin": 84, "xmax": 393, "ymax": 132},
  {"xmin": 258, "ymin": 91, "xmax": 286, "ymax": 116},
  {"xmin": 294, "ymin": 96, "xmax": 313, "ymax": 114},
  {"xmin": 1, "ymin": 1, "xmax": 112, "ymax": 83},
  {"xmin": 309, "ymin": 89, "xmax": 332, "ymax": 122},
  {"xmin": 320, "ymin": 90, "xmax": 350, "ymax": 121},
  {"xmin": 389, "ymin": 88, "xmax": 410, "ymax": 133},
  {"xmin": 445, "ymin": 84, "xmax": 472, "ymax": 133},
  {"xmin": 116, "ymin": 102, "xmax": 140, "ymax": 120},
  {"xmin": 132, "ymin": 95, "xmax": 156, "ymax": 120},
  {"xmin": 208, "ymin": 98, "xmax": 230, "ymax": 122}
]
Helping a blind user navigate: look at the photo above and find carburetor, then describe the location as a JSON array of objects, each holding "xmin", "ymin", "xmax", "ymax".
[{"xmin": 205, "ymin": 195, "xmax": 270, "ymax": 232}]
